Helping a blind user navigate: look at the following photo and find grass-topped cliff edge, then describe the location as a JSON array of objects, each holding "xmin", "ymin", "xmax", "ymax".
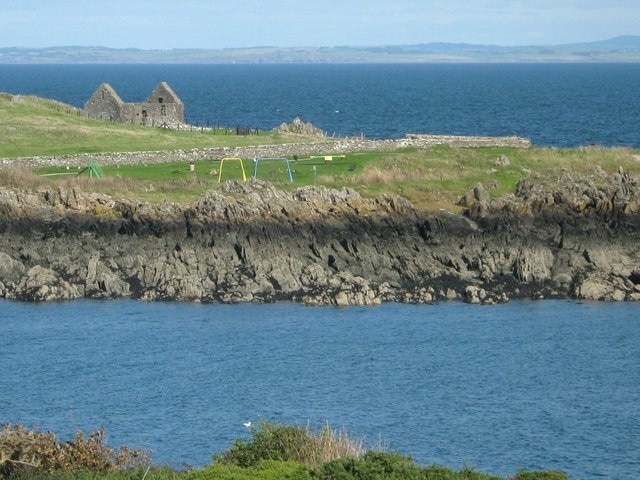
[{"xmin": 1, "ymin": 92, "xmax": 639, "ymax": 212}]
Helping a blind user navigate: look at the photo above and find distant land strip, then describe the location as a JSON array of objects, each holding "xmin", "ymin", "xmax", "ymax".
[{"xmin": 1, "ymin": 36, "xmax": 640, "ymax": 63}]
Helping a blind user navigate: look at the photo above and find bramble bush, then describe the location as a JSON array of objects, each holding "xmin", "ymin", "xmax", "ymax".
[{"xmin": 0, "ymin": 424, "xmax": 149, "ymax": 478}]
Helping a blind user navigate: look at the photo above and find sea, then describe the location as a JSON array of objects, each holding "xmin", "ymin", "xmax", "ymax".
[
  {"xmin": 1, "ymin": 63, "xmax": 639, "ymax": 479},
  {"xmin": 0, "ymin": 300, "xmax": 638, "ymax": 479},
  {"xmin": 1, "ymin": 63, "xmax": 640, "ymax": 147}
]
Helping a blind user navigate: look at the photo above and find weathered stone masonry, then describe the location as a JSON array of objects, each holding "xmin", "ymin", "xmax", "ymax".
[{"xmin": 84, "ymin": 81, "xmax": 184, "ymax": 128}]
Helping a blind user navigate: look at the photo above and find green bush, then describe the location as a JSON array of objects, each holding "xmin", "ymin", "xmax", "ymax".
[
  {"xmin": 316, "ymin": 451, "xmax": 427, "ymax": 480},
  {"xmin": 454, "ymin": 463, "xmax": 501, "ymax": 480},
  {"xmin": 214, "ymin": 421, "xmax": 363, "ymax": 468},
  {"xmin": 316, "ymin": 452, "xmax": 505, "ymax": 480},
  {"xmin": 187, "ymin": 459, "xmax": 312, "ymax": 480},
  {"xmin": 510, "ymin": 471, "xmax": 568, "ymax": 480}
]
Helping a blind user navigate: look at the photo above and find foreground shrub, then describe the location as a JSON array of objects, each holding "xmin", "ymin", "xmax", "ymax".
[
  {"xmin": 0, "ymin": 424, "xmax": 149, "ymax": 477},
  {"xmin": 316, "ymin": 452, "xmax": 565, "ymax": 480},
  {"xmin": 214, "ymin": 421, "xmax": 364, "ymax": 468},
  {"xmin": 316, "ymin": 451, "xmax": 432, "ymax": 480},
  {"xmin": 510, "ymin": 471, "xmax": 568, "ymax": 480},
  {"xmin": 0, "ymin": 422, "xmax": 571, "ymax": 480},
  {"xmin": 0, "ymin": 424, "xmax": 58, "ymax": 477},
  {"xmin": 316, "ymin": 451, "xmax": 501, "ymax": 480},
  {"xmin": 7, "ymin": 467, "xmax": 182, "ymax": 480},
  {"xmin": 188, "ymin": 459, "xmax": 312, "ymax": 480}
]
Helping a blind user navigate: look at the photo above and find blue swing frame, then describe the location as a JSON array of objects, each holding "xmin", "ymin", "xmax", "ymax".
[{"xmin": 252, "ymin": 157, "xmax": 294, "ymax": 182}]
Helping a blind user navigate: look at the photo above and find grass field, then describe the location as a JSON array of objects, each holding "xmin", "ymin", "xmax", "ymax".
[
  {"xmin": 26, "ymin": 146, "xmax": 640, "ymax": 210},
  {"xmin": 0, "ymin": 93, "xmax": 317, "ymax": 158},
  {"xmin": 2, "ymin": 93, "xmax": 639, "ymax": 210}
]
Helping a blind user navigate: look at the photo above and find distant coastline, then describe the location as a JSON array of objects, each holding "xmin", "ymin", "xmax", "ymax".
[{"xmin": 1, "ymin": 35, "xmax": 640, "ymax": 64}]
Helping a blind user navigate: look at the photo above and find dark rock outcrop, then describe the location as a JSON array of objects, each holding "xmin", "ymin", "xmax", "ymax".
[{"xmin": 0, "ymin": 173, "xmax": 638, "ymax": 305}]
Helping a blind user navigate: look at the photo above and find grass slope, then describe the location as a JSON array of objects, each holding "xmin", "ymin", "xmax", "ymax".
[{"xmin": 0, "ymin": 93, "xmax": 313, "ymax": 158}]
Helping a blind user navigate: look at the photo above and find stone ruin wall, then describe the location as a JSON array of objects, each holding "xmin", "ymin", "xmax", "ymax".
[
  {"xmin": 120, "ymin": 102, "xmax": 184, "ymax": 128},
  {"xmin": 84, "ymin": 82, "xmax": 184, "ymax": 128}
]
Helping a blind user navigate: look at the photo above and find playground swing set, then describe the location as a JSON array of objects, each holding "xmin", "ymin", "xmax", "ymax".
[
  {"xmin": 217, "ymin": 157, "xmax": 247, "ymax": 183},
  {"xmin": 253, "ymin": 157, "xmax": 294, "ymax": 182},
  {"xmin": 217, "ymin": 156, "xmax": 294, "ymax": 183}
]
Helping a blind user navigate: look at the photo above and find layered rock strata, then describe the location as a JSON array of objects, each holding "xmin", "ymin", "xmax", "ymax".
[{"xmin": 0, "ymin": 172, "xmax": 638, "ymax": 305}]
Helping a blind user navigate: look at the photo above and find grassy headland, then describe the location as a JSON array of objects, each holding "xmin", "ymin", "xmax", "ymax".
[
  {"xmin": 1, "ymin": 93, "xmax": 639, "ymax": 211},
  {"xmin": 0, "ymin": 93, "xmax": 316, "ymax": 158}
]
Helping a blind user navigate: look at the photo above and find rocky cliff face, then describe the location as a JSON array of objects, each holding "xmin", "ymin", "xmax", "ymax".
[{"xmin": 0, "ymin": 173, "xmax": 638, "ymax": 304}]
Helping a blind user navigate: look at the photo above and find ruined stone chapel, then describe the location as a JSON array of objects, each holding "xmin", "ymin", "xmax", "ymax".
[{"xmin": 84, "ymin": 82, "xmax": 184, "ymax": 128}]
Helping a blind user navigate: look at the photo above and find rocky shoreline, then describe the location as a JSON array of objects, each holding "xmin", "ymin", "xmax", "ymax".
[{"xmin": 0, "ymin": 167, "xmax": 638, "ymax": 304}]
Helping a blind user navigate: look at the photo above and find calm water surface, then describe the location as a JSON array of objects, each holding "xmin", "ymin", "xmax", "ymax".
[
  {"xmin": 1, "ymin": 299, "xmax": 638, "ymax": 479},
  {"xmin": 1, "ymin": 63, "xmax": 640, "ymax": 146}
]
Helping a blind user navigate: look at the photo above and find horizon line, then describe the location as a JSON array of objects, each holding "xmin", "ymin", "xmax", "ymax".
[{"xmin": 2, "ymin": 34, "xmax": 639, "ymax": 51}]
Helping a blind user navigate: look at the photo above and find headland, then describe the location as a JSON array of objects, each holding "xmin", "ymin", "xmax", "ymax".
[{"xmin": 0, "ymin": 93, "xmax": 638, "ymax": 304}]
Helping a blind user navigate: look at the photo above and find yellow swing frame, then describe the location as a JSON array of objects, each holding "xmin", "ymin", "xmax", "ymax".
[{"xmin": 218, "ymin": 157, "xmax": 247, "ymax": 183}]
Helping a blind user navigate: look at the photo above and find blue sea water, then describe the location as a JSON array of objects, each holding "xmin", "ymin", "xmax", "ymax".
[
  {"xmin": 1, "ymin": 299, "xmax": 639, "ymax": 479},
  {"xmin": 1, "ymin": 63, "xmax": 640, "ymax": 147}
]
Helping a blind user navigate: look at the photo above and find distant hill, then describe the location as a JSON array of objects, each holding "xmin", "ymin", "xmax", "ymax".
[
  {"xmin": 575, "ymin": 35, "xmax": 640, "ymax": 50},
  {"xmin": 1, "ymin": 36, "xmax": 640, "ymax": 64}
]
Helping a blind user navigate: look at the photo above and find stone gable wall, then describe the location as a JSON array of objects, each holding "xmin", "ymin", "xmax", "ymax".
[{"xmin": 84, "ymin": 84, "xmax": 124, "ymax": 122}]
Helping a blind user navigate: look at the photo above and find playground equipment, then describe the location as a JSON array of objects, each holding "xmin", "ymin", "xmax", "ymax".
[
  {"xmin": 218, "ymin": 157, "xmax": 247, "ymax": 183},
  {"xmin": 77, "ymin": 161, "xmax": 103, "ymax": 179},
  {"xmin": 252, "ymin": 157, "xmax": 294, "ymax": 183}
]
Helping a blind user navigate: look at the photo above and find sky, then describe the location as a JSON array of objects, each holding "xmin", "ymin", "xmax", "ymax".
[{"xmin": 1, "ymin": 0, "xmax": 638, "ymax": 49}]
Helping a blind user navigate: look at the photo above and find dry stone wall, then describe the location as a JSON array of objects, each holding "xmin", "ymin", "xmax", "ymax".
[{"xmin": 0, "ymin": 134, "xmax": 531, "ymax": 169}]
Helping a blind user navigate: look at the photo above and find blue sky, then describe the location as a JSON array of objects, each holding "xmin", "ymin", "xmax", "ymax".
[{"xmin": 1, "ymin": 0, "xmax": 638, "ymax": 49}]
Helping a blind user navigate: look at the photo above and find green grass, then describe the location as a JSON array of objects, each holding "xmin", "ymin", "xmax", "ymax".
[
  {"xmin": 0, "ymin": 93, "xmax": 317, "ymax": 158},
  {"xmin": 30, "ymin": 154, "xmax": 376, "ymax": 203},
  {"xmin": 23, "ymin": 144, "xmax": 640, "ymax": 209},
  {"xmin": 187, "ymin": 460, "xmax": 312, "ymax": 480},
  {"xmin": 318, "ymin": 145, "xmax": 640, "ymax": 210},
  {"xmin": 3, "ymin": 93, "xmax": 640, "ymax": 211},
  {"xmin": 8, "ymin": 462, "xmax": 570, "ymax": 480}
]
